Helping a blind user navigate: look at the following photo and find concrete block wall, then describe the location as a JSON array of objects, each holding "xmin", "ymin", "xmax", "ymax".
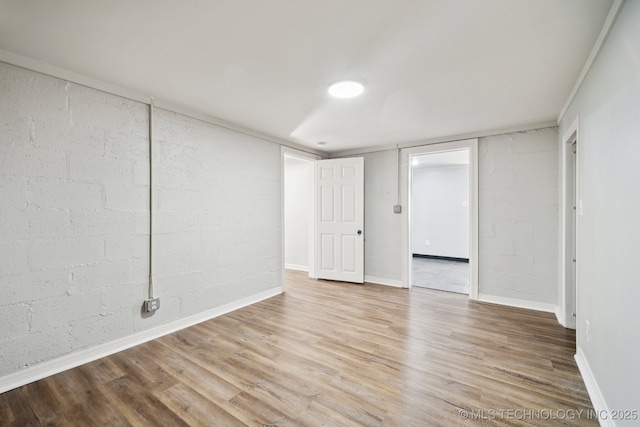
[
  {"xmin": 151, "ymin": 108, "xmax": 281, "ymax": 320},
  {"xmin": 478, "ymin": 127, "xmax": 559, "ymax": 304},
  {"xmin": 357, "ymin": 128, "xmax": 559, "ymax": 302},
  {"xmin": 361, "ymin": 150, "xmax": 402, "ymax": 282},
  {"xmin": 0, "ymin": 62, "xmax": 281, "ymax": 377}
]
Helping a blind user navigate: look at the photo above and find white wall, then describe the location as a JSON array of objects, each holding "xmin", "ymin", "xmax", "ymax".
[
  {"xmin": 361, "ymin": 150, "xmax": 403, "ymax": 284},
  {"xmin": 412, "ymin": 165, "xmax": 469, "ymax": 258},
  {"xmin": 284, "ymin": 155, "xmax": 313, "ymax": 271},
  {"xmin": 0, "ymin": 62, "xmax": 281, "ymax": 378},
  {"xmin": 559, "ymin": 0, "xmax": 640, "ymax": 418},
  {"xmin": 478, "ymin": 127, "xmax": 559, "ymax": 306},
  {"xmin": 358, "ymin": 128, "xmax": 558, "ymax": 306}
]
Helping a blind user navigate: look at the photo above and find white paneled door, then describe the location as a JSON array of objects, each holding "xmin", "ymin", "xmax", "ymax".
[{"xmin": 315, "ymin": 157, "xmax": 364, "ymax": 283}]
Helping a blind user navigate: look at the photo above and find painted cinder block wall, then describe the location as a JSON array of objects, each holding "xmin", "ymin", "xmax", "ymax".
[
  {"xmin": 0, "ymin": 61, "xmax": 281, "ymax": 378},
  {"xmin": 478, "ymin": 127, "xmax": 559, "ymax": 306},
  {"xmin": 361, "ymin": 150, "xmax": 403, "ymax": 285},
  {"xmin": 360, "ymin": 127, "xmax": 559, "ymax": 306},
  {"xmin": 0, "ymin": 58, "xmax": 560, "ymax": 380}
]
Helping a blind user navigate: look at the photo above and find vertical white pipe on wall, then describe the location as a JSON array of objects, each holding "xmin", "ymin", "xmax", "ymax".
[{"xmin": 148, "ymin": 97, "xmax": 155, "ymax": 299}]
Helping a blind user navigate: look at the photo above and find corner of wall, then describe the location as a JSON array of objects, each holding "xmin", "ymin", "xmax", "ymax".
[{"xmin": 574, "ymin": 348, "xmax": 616, "ymax": 427}]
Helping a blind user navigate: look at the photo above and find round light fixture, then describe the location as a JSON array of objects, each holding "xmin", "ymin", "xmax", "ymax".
[{"xmin": 328, "ymin": 80, "xmax": 365, "ymax": 98}]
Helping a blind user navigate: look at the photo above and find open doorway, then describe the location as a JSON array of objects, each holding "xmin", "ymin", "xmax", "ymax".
[
  {"xmin": 411, "ymin": 150, "xmax": 470, "ymax": 294},
  {"xmin": 560, "ymin": 120, "xmax": 578, "ymax": 330},
  {"xmin": 401, "ymin": 139, "xmax": 479, "ymax": 298},
  {"xmin": 281, "ymin": 147, "xmax": 319, "ymax": 288}
]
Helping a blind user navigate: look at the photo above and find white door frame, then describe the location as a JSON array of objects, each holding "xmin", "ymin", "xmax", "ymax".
[
  {"xmin": 281, "ymin": 146, "xmax": 321, "ymax": 288},
  {"xmin": 558, "ymin": 118, "xmax": 580, "ymax": 330},
  {"xmin": 400, "ymin": 139, "xmax": 479, "ymax": 298}
]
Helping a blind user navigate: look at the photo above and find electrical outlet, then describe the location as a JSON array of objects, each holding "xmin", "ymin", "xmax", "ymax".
[
  {"xmin": 393, "ymin": 205, "xmax": 402, "ymax": 214},
  {"xmin": 425, "ymin": 240, "xmax": 430, "ymax": 246},
  {"xmin": 145, "ymin": 298, "xmax": 160, "ymax": 312}
]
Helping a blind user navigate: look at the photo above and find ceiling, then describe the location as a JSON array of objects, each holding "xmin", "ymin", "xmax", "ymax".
[{"xmin": 0, "ymin": 0, "xmax": 612, "ymax": 154}]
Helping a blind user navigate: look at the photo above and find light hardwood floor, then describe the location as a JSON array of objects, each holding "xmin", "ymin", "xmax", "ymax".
[{"xmin": 0, "ymin": 270, "xmax": 596, "ymax": 426}]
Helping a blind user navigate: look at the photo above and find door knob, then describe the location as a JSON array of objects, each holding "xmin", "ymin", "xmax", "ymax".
[{"xmin": 357, "ymin": 230, "xmax": 362, "ymax": 235}]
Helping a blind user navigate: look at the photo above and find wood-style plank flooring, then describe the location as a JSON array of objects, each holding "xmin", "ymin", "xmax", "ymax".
[{"xmin": 0, "ymin": 270, "xmax": 596, "ymax": 426}]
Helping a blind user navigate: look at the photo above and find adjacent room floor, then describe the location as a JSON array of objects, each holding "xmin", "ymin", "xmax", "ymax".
[
  {"xmin": 412, "ymin": 256, "xmax": 470, "ymax": 294},
  {"xmin": 0, "ymin": 270, "xmax": 595, "ymax": 426}
]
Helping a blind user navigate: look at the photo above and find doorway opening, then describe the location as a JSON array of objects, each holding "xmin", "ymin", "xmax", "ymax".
[
  {"xmin": 401, "ymin": 139, "xmax": 479, "ymax": 298},
  {"xmin": 281, "ymin": 147, "xmax": 319, "ymax": 287},
  {"xmin": 411, "ymin": 150, "xmax": 470, "ymax": 294},
  {"xmin": 560, "ymin": 121, "xmax": 578, "ymax": 330}
]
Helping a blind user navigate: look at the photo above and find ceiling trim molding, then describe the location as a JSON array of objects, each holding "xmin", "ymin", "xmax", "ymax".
[
  {"xmin": 557, "ymin": 0, "xmax": 626, "ymax": 123},
  {"xmin": 328, "ymin": 120, "xmax": 557, "ymax": 158},
  {"xmin": 0, "ymin": 49, "xmax": 326, "ymax": 158}
]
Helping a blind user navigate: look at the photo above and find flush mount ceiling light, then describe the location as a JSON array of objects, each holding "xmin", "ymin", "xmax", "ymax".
[{"xmin": 328, "ymin": 80, "xmax": 365, "ymax": 98}]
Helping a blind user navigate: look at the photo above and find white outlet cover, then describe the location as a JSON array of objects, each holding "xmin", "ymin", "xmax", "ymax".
[{"xmin": 585, "ymin": 320, "xmax": 591, "ymax": 341}]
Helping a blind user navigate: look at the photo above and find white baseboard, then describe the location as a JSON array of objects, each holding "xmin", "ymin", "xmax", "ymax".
[
  {"xmin": 0, "ymin": 286, "xmax": 283, "ymax": 394},
  {"xmin": 365, "ymin": 275, "xmax": 405, "ymax": 288},
  {"xmin": 555, "ymin": 306, "xmax": 565, "ymax": 326},
  {"xmin": 477, "ymin": 293, "xmax": 557, "ymax": 313},
  {"xmin": 284, "ymin": 263, "xmax": 309, "ymax": 272},
  {"xmin": 575, "ymin": 348, "xmax": 614, "ymax": 427},
  {"xmin": 554, "ymin": 306, "xmax": 577, "ymax": 329}
]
